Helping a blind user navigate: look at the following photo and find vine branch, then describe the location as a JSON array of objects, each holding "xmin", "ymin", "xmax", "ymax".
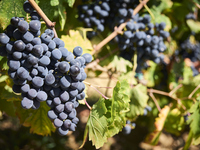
[
  {"xmin": 149, "ymin": 92, "xmax": 161, "ymax": 112},
  {"xmin": 188, "ymin": 84, "xmax": 200, "ymax": 99},
  {"xmin": 169, "ymin": 84, "xmax": 183, "ymax": 96},
  {"xmin": 83, "ymin": 99, "xmax": 91, "ymax": 110},
  {"xmin": 28, "ymin": 0, "xmax": 58, "ymax": 38},
  {"xmin": 92, "ymin": 0, "xmax": 149, "ymax": 55},
  {"xmin": 84, "ymin": 82, "xmax": 110, "ymax": 100}
]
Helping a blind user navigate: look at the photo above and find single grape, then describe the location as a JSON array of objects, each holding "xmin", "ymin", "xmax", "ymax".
[
  {"xmin": 14, "ymin": 40, "xmax": 25, "ymax": 51},
  {"xmin": 18, "ymin": 20, "xmax": 29, "ymax": 33},
  {"xmin": 54, "ymin": 118, "xmax": 63, "ymax": 128},
  {"xmin": 36, "ymin": 91, "xmax": 48, "ymax": 102},
  {"xmin": 48, "ymin": 109, "xmax": 58, "ymax": 120},
  {"xmin": 28, "ymin": 89, "xmax": 38, "ymax": 99},
  {"xmin": 51, "ymin": 49, "xmax": 62, "ymax": 60},
  {"xmin": 32, "ymin": 76, "xmax": 44, "ymax": 88},
  {"xmin": 32, "ymin": 100, "xmax": 40, "ymax": 109},
  {"xmin": 53, "ymin": 97, "xmax": 62, "ymax": 105},
  {"xmin": 0, "ymin": 33, "xmax": 10, "ymax": 45},
  {"xmin": 29, "ymin": 20, "xmax": 41, "ymax": 32},
  {"xmin": 23, "ymin": 0, "xmax": 34, "ymax": 13},
  {"xmin": 39, "ymin": 55, "xmax": 50, "ymax": 66},
  {"xmin": 58, "ymin": 126, "xmax": 69, "ymax": 136},
  {"xmin": 55, "ymin": 104, "xmax": 65, "ymax": 113},
  {"xmin": 22, "ymin": 31, "xmax": 34, "ymax": 43},
  {"xmin": 21, "ymin": 97, "xmax": 33, "ymax": 109}
]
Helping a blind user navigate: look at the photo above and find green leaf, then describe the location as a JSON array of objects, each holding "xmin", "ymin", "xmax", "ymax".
[
  {"xmin": 81, "ymin": 80, "xmax": 131, "ymax": 149},
  {"xmin": 186, "ymin": 20, "xmax": 200, "ymax": 33},
  {"xmin": 150, "ymin": 0, "xmax": 173, "ymax": 13},
  {"xmin": 83, "ymin": 97, "xmax": 108, "ymax": 149},
  {"xmin": 164, "ymin": 108, "xmax": 185, "ymax": 136},
  {"xmin": 108, "ymin": 56, "xmax": 133, "ymax": 73},
  {"xmin": 105, "ymin": 79, "xmax": 130, "ymax": 137},
  {"xmin": 0, "ymin": 0, "xmax": 26, "ymax": 30},
  {"xmin": 66, "ymin": 0, "xmax": 75, "ymax": 7},
  {"xmin": 38, "ymin": 0, "xmax": 58, "ymax": 22},
  {"xmin": 126, "ymin": 84, "xmax": 149, "ymax": 119},
  {"xmin": 58, "ymin": 4, "xmax": 66, "ymax": 30},
  {"xmin": 15, "ymin": 101, "xmax": 55, "ymax": 136},
  {"xmin": 187, "ymin": 101, "xmax": 200, "ymax": 141},
  {"xmin": 61, "ymin": 30, "xmax": 93, "ymax": 54},
  {"xmin": 0, "ymin": 75, "xmax": 8, "ymax": 83},
  {"xmin": 0, "ymin": 98, "xmax": 15, "ymax": 116},
  {"xmin": 50, "ymin": 0, "xmax": 59, "ymax": 6}
]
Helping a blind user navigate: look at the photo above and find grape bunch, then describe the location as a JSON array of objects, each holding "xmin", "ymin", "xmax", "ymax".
[
  {"xmin": 78, "ymin": 0, "xmax": 139, "ymax": 37},
  {"xmin": 0, "ymin": 0, "xmax": 92, "ymax": 135},
  {"xmin": 177, "ymin": 35, "xmax": 200, "ymax": 76},
  {"xmin": 122, "ymin": 120, "xmax": 136, "ymax": 135},
  {"xmin": 117, "ymin": 14, "xmax": 169, "ymax": 73}
]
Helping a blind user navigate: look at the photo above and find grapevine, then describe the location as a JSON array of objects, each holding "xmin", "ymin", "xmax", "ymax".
[{"xmin": 0, "ymin": 0, "xmax": 200, "ymax": 150}]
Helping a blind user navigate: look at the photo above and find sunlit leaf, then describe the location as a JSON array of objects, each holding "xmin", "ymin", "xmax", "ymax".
[
  {"xmin": 61, "ymin": 30, "xmax": 93, "ymax": 54},
  {"xmin": 126, "ymin": 84, "xmax": 149, "ymax": 119},
  {"xmin": 145, "ymin": 106, "xmax": 170, "ymax": 145}
]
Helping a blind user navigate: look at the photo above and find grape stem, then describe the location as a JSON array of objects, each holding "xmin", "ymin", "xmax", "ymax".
[
  {"xmin": 92, "ymin": 0, "xmax": 149, "ymax": 55},
  {"xmin": 188, "ymin": 84, "xmax": 200, "ymax": 99},
  {"xmin": 149, "ymin": 92, "xmax": 161, "ymax": 112},
  {"xmin": 28, "ymin": 0, "xmax": 58, "ymax": 38},
  {"xmin": 147, "ymin": 88, "xmax": 187, "ymax": 111},
  {"xmin": 83, "ymin": 99, "xmax": 91, "ymax": 110},
  {"xmin": 169, "ymin": 84, "xmax": 183, "ymax": 96},
  {"xmin": 84, "ymin": 82, "xmax": 110, "ymax": 99},
  {"xmin": 140, "ymin": 0, "xmax": 155, "ymax": 20}
]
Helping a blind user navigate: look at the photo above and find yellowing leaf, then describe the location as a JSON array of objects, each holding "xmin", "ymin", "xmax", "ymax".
[
  {"xmin": 61, "ymin": 30, "xmax": 93, "ymax": 54},
  {"xmin": 145, "ymin": 106, "xmax": 170, "ymax": 145},
  {"xmin": 15, "ymin": 101, "xmax": 55, "ymax": 136}
]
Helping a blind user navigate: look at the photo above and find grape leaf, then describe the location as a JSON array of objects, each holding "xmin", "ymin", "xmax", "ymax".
[
  {"xmin": 126, "ymin": 84, "xmax": 149, "ymax": 119},
  {"xmin": 0, "ymin": 75, "xmax": 21, "ymax": 101},
  {"xmin": 187, "ymin": 101, "xmax": 200, "ymax": 141},
  {"xmin": 145, "ymin": 106, "xmax": 170, "ymax": 145},
  {"xmin": 186, "ymin": 20, "xmax": 200, "ymax": 33},
  {"xmin": 105, "ymin": 79, "xmax": 130, "ymax": 137},
  {"xmin": 58, "ymin": 3, "xmax": 66, "ymax": 30},
  {"xmin": 81, "ymin": 80, "xmax": 130, "ymax": 149},
  {"xmin": 164, "ymin": 108, "xmax": 185, "ymax": 136},
  {"xmin": 50, "ymin": 0, "xmax": 59, "ymax": 6},
  {"xmin": 15, "ymin": 101, "xmax": 55, "ymax": 136},
  {"xmin": 107, "ymin": 56, "xmax": 133, "ymax": 73},
  {"xmin": 61, "ymin": 30, "xmax": 93, "ymax": 54},
  {"xmin": 0, "ymin": 0, "xmax": 25, "ymax": 30},
  {"xmin": 119, "ymin": 71, "xmax": 137, "ymax": 85},
  {"xmin": 150, "ymin": 0, "xmax": 173, "ymax": 13},
  {"xmin": 38, "ymin": 0, "xmax": 58, "ymax": 22},
  {"xmin": 66, "ymin": 0, "xmax": 75, "ymax": 7}
]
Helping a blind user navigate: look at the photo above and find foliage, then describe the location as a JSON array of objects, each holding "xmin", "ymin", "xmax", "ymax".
[{"xmin": 0, "ymin": 0, "xmax": 200, "ymax": 149}]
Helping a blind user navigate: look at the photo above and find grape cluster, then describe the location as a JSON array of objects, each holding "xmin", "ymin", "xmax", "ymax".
[
  {"xmin": 0, "ymin": 0, "xmax": 92, "ymax": 136},
  {"xmin": 117, "ymin": 14, "xmax": 169, "ymax": 73},
  {"xmin": 122, "ymin": 120, "xmax": 136, "ymax": 135},
  {"xmin": 78, "ymin": 0, "xmax": 139, "ymax": 37},
  {"xmin": 185, "ymin": 13, "xmax": 196, "ymax": 20},
  {"xmin": 78, "ymin": 1, "xmax": 169, "ymax": 73},
  {"xmin": 177, "ymin": 36, "xmax": 200, "ymax": 76}
]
